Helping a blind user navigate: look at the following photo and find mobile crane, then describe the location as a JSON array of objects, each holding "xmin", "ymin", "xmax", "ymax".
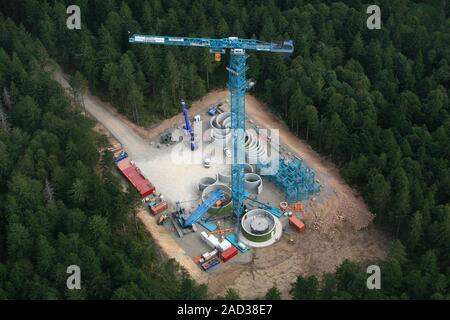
[{"xmin": 181, "ymin": 99, "xmax": 198, "ymax": 151}]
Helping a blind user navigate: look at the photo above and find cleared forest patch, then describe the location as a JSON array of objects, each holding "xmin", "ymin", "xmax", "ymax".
[{"xmin": 54, "ymin": 70, "xmax": 390, "ymax": 299}]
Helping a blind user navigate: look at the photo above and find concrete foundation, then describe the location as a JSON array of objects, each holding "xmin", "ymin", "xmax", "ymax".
[
  {"xmin": 198, "ymin": 176, "xmax": 217, "ymax": 192},
  {"xmin": 244, "ymin": 173, "xmax": 263, "ymax": 194},
  {"xmin": 240, "ymin": 209, "xmax": 277, "ymax": 243}
]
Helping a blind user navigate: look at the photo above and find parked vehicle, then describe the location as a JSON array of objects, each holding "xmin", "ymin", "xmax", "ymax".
[
  {"xmin": 203, "ymin": 157, "xmax": 211, "ymax": 168},
  {"xmin": 157, "ymin": 214, "xmax": 168, "ymax": 225},
  {"xmin": 201, "ymin": 257, "xmax": 220, "ymax": 271},
  {"xmin": 207, "ymin": 106, "xmax": 218, "ymax": 116}
]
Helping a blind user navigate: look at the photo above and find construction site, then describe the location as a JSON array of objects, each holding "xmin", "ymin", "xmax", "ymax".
[
  {"xmin": 113, "ymin": 93, "xmax": 320, "ymax": 271},
  {"xmin": 53, "ymin": 33, "xmax": 391, "ymax": 299}
]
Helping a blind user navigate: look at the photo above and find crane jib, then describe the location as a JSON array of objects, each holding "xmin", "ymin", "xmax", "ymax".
[
  {"xmin": 129, "ymin": 34, "xmax": 294, "ymax": 53},
  {"xmin": 133, "ymin": 36, "xmax": 165, "ymax": 43}
]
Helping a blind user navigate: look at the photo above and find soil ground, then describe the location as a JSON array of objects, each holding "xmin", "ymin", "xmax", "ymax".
[{"xmin": 54, "ymin": 69, "xmax": 390, "ymax": 299}]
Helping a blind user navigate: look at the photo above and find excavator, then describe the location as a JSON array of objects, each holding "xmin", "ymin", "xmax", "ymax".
[{"xmin": 157, "ymin": 213, "xmax": 168, "ymax": 225}]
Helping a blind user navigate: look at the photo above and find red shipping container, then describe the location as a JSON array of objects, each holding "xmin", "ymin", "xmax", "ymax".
[
  {"xmin": 117, "ymin": 159, "xmax": 155, "ymax": 197},
  {"xmin": 289, "ymin": 216, "xmax": 305, "ymax": 232},
  {"xmin": 150, "ymin": 201, "xmax": 168, "ymax": 215},
  {"xmin": 117, "ymin": 158, "xmax": 131, "ymax": 170},
  {"xmin": 139, "ymin": 184, "xmax": 155, "ymax": 198},
  {"xmin": 220, "ymin": 246, "xmax": 238, "ymax": 262}
]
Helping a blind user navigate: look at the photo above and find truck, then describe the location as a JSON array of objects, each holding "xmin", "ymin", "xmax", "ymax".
[
  {"xmin": 201, "ymin": 257, "xmax": 220, "ymax": 271},
  {"xmin": 208, "ymin": 105, "xmax": 218, "ymax": 116},
  {"xmin": 114, "ymin": 151, "xmax": 128, "ymax": 163},
  {"xmin": 246, "ymin": 79, "xmax": 256, "ymax": 91},
  {"xmin": 207, "ymin": 99, "xmax": 227, "ymax": 116}
]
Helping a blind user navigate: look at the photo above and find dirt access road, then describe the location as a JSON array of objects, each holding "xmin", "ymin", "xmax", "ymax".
[
  {"xmin": 54, "ymin": 69, "xmax": 390, "ymax": 299},
  {"xmin": 54, "ymin": 70, "xmax": 210, "ymax": 284}
]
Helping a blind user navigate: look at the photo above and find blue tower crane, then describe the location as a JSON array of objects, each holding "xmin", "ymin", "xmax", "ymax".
[
  {"xmin": 181, "ymin": 99, "xmax": 198, "ymax": 151},
  {"xmin": 129, "ymin": 34, "xmax": 294, "ymax": 219}
]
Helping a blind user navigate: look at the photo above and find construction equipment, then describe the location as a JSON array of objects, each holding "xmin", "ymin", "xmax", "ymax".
[
  {"xmin": 199, "ymin": 249, "xmax": 219, "ymax": 264},
  {"xmin": 178, "ymin": 188, "xmax": 225, "ymax": 228},
  {"xmin": 208, "ymin": 100, "xmax": 227, "ymax": 116},
  {"xmin": 201, "ymin": 256, "xmax": 221, "ymax": 271},
  {"xmin": 159, "ymin": 132, "xmax": 173, "ymax": 144},
  {"xmin": 129, "ymin": 33, "xmax": 294, "ymax": 220},
  {"xmin": 246, "ymin": 79, "xmax": 256, "ymax": 91},
  {"xmin": 168, "ymin": 209, "xmax": 184, "ymax": 237},
  {"xmin": 181, "ymin": 99, "xmax": 198, "ymax": 151},
  {"xmin": 208, "ymin": 105, "xmax": 219, "ymax": 116},
  {"xmin": 208, "ymin": 221, "xmax": 233, "ymax": 241},
  {"xmin": 114, "ymin": 151, "xmax": 128, "ymax": 163},
  {"xmin": 157, "ymin": 213, "xmax": 168, "ymax": 225}
]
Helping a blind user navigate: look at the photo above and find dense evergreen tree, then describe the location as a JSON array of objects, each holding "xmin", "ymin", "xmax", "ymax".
[{"xmin": 0, "ymin": 16, "xmax": 206, "ymax": 299}]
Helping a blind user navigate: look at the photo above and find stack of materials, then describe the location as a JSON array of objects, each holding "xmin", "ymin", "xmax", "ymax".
[
  {"xmin": 210, "ymin": 112, "xmax": 231, "ymax": 147},
  {"xmin": 244, "ymin": 129, "xmax": 268, "ymax": 164}
]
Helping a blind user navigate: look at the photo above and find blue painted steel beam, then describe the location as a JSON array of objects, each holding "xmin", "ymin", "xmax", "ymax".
[{"xmin": 183, "ymin": 188, "xmax": 224, "ymax": 227}]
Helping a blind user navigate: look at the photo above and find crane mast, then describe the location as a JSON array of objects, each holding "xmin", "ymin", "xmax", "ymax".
[
  {"xmin": 129, "ymin": 34, "xmax": 294, "ymax": 219},
  {"xmin": 228, "ymin": 49, "xmax": 247, "ymax": 217}
]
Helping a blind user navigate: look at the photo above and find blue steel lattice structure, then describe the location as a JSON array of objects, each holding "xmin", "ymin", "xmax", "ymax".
[
  {"xmin": 258, "ymin": 156, "xmax": 320, "ymax": 203},
  {"xmin": 229, "ymin": 50, "xmax": 247, "ymax": 217},
  {"xmin": 129, "ymin": 34, "xmax": 294, "ymax": 218}
]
